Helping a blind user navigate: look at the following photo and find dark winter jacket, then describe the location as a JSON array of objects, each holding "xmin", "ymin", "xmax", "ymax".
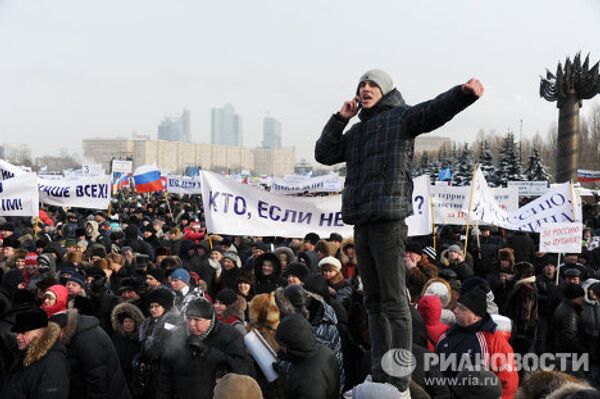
[
  {"xmin": 156, "ymin": 320, "xmax": 255, "ymax": 399},
  {"xmin": 551, "ymin": 299, "xmax": 587, "ymax": 354},
  {"xmin": 470, "ymin": 234, "xmax": 503, "ymax": 277},
  {"xmin": 581, "ymin": 279, "xmax": 600, "ymax": 360},
  {"xmin": 138, "ymin": 307, "xmax": 182, "ymax": 363},
  {"xmin": 507, "ymin": 232, "xmax": 536, "ymax": 263},
  {"xmin": 275, "ymin": 313, "xmax": 340, "ymax": 399},
  {"xmin": 503, "ymin": 275, "xmax": 538, "ymax": 354},
  {"xmin": 253, "ymin": 253, "xmax": 282, "ymax": 295},
  {"xmin": 536, "ymin": 272, "xmax": 563, "ymax": 320},
  {"xmin": 57, "ymin": 309, "xmax": 131, "ymax": 399},
  {"xmin": 110, "ymin": 302, "xmax": 145, "ymax": 383},
  {"xmin": 315, "ymin": 85, "xmax": 477, "ymax": 226},
  {"xmin": 1, "ymin": 322, "xmax": 70, "ymax": 399}
]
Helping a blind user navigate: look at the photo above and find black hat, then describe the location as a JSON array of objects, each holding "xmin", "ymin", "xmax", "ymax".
[
  {"xmin": 304, "ymin": 232, "xmax": 320, "ymax": 246},
  {"xmin": 237, "ymin": 272, "xmax": 253, "ymax": 286},
  {"xmin": 284, "ymin": 284, "xmax": 308, "ymax": 309},
  {"xmin": 564, "ymin": 268, "xmax": 581, "ymax": 278},
  {"xmin": 155, "ymin": 246, "xmax": 171, "ymax": 257},
  {"xmin": 215, "ymin": 288, "xmax": 238, "ymax": 306},
  {"xmin": 438, "ymin": 268, "xmax": 458, "ymax": 281},
  {"xmin": 12, "ymin": 308, "xmax": 48, "ymax": 333},
  {"xmin": 564, "ymin": 283, "xmax": 585, "ymax": 300},
  {"xmin": 89, "ymin": 246, "xmax": 107, "ymax": 259},
  {"xmin": 297, "ymin": 252, "xmax": 312, "ymax": 270},
  {"xmin": 405, "ymin": 240, "xmax": 423, "ymax": 255},
  {"xmin": 542, "ymin": 254, "xmax": 559, "ymax": 267},
  {"xmin": 286, "ymin": 262, "xmax": 310, "ymax": 283},
  {"xmin": 2, "ymin": 236, "xmax": 20, "ymax": 249},
  {"xmin": 117, "ymin": 277, "xmax": 140, "ymax": 294},
  {"xmin": 146, "ymin": 268, "xmax": 166, "ymax": 284},
  {"xmin": 251, "ymin": 240, "xmax": 269, "ymax": 252},
  {"xmin": 147, "ymin": 288, "xmax": 174, "ymax": 311},
  {"xmin": 0, "ymin": 223, "xmax": 15, "ymax": 232},
  {"xmin": 461, "ymin": 277, "xmax": 491, "ymax": 295},
  {"xmin": 328, "ymin": 233, "xmax": 343, "ymax": 243},
  {"xmin": 185, "ymin": 298, "xmax": 214, "ymax": 319},
  {"xmin": 458, "ymin": 286, "xmax": 488, "ymax": 318}
]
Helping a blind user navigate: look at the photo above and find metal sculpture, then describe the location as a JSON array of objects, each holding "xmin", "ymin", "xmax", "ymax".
[{"xmin": 540, "ymin": 53, "xmax": 600, "ymax": 182}]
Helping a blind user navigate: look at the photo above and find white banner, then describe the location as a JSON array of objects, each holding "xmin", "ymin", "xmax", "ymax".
[
  {"xmin": 463, "ymin": 167, "xmax": 582, "ymax": 233},
  {"xmin": 0, "ymin": 159, "xmax": 27, "ymax": 181},
  {"xmin": 539, "ymin": 223, "xmax": 583, "ymax": 253},
  {"xmin": 166, "ymin": 175, "xmax": 202, "ymax": 195},
  {"xmin": 431, "ymin": 185, "xmax": 518, "ymax": 225},
  {"xmin": 406, "ymin": 175, "xmax": 433, "ymax": 236},
  {"xmin": 0, "ymin": 173, "xmax": 39, "ymax": 216},
  {"xmin": 270, "ymin": 173, "xmax": 342, "ymax": 195},
  {"xmin": 201, "ymin": 170, "xmax": 353, "ymax": 238},
  {"xmin": 507, "ymin": 181, "xmax": 549, "ymax": 197},
  {"xmin": 38, "ymin": 176, "xmax": 112, "ymax": 209},
  {"xmin": 111, "ymin": 160, "xmax": 133, "ymax": 174}
]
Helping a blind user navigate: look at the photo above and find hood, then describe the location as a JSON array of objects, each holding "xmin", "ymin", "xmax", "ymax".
[
  {"xmin": 358, "ymin": 88, "xmax": 405, "ymax": 122},
  {"xmin": 275, "ymin": 313, "xmax": 316, "ymax": 359},
  {"xmin": 86, "ymin": 221, "xmax": 100, "ymax": 240},
  {"xmin": 254, "ymin": 252, "xmax": 281, "ymax": 281},
  {"xmin": 417, "ymin": 295, "xmax": 442, "ymax": 325},
  {"xmin": 583, "ymin": 278, "xmax": 600, "ymax": 304},
  {"xmin": 111, "ymin": 302, "xmax": 146, "ymax": 334},
  {"xmin": 273, "ymin": 247, "xmax": 296, "ymax": 264},
  {"xmin": 340, "ymin": 237, "xmax": 357, "ymax": 265},
  {"xmin": 421, "ymin": 278, "xmax": 452, "ymax": 308},
  {"xmin": 487, "ymin": 290, "xmax": 499, "ymax": 315},
  {"xmin": 23, "ymin": 322, "xmax": 63, "ymax": 367},
  {"xmin": 60, "ymin": 308, "xmax": 100, "ymax": 345},
  {"xmin": 41, "ymin": 284, "xmax": 69, "ymax": 317}
]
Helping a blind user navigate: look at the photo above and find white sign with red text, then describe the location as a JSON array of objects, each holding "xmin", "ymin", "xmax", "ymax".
[{"xmin": 539, "ymin": 223, "xmax": 582, "ymax": 253}]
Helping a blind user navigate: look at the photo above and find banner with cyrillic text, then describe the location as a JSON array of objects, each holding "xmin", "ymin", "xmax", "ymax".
[
  {"xmin": 38, "ymin": 176, "xmax": 112, "ymax": 209},
  {"xmin": 463, "ymin": 167, "xmax": 582, "ymax": 233},
  {"xmin": 166, "ymin": 175, "xmax": 202, "ymax": 195},
  {"xmin": 270, "ymin": 173, "xmax": 342, "ymax": 195},
  {"xmin": 432, "ymin": 185, "xmax": 518, "ymax": 225},
  {"xmin": 0, "ymin": 159, "xmax": 27, "ymax": 181},
  {"xmin": 201, "ymin": 171, "xmax": 353, "ymax": 238},
  {"xmin": 0, "ymin": 173, "xmax": 39, "ymax": 216},
  {"xmin": 539, "ymin": 223, "xmax": 582, "ymax": 253}
]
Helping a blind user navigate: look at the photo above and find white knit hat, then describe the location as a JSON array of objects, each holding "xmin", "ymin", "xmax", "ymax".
[
  {"xmin": 318, "ymin": 256, "xmax": 342, "ymax": 273},
  {"xmin": 356, "ymin": 69, "xmax": 395, "ymax": 96}
]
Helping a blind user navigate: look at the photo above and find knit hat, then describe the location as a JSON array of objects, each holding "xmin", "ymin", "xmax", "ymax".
[
  {"xmin": 447, "ymin": 244, "xmax": 462, "ymax": 254},
  {"xmin": 564, "ymin": 283, "xmax": 585, "ymax": 300},
  {"xmin": 65, "ymin": 270, "xmax": 86, "ymax": 288},
  {"xmin": 147, "ymin": 288, "xmax": 174, "ymax": 311},
  {"xmin": 170, "ymin": 268, "xmax": 190, "ymax": 284},
  {"xmin": 461, "ymin": 277, "xmax": 491, "ymax": 295},
  {"xmin": 146, "ymin": 268, "xmax": 166, "ymax": 284},
  {"xmin": 25, "ymin": 252, "xmax": 38, "ymax": 266},
  {"xmin": 286, "ymin": 262, "xmax": 310, "ymax": 283},
  {"xmin": 215, "ymin": 288, "xmax": 238, "ymax": 306},
  {"xmin": 328, "ymin": 233, "xmax": 343, "ymax": 243},
  {"xmin": 213, "ymin": 373, "xmax": 263, "ymax": 399},
  {"xmin": 221, "ymin": 251, "xmax": 241, "ymax": 268},
  {"xmin": 451, "ymin": 369, "xmax": 502, "ymax": 399},
  {"xmin": 422, "ymin": 246, "xmax": 436, "ymax": 261},
  {"xmin": 356, "ymin": 69, "xmax": 395, "ymax": 96},
  {"xmin": 318, "ymin": 256, "xmax": 342, "ymax": 272},
  {"xmin": 12, "ymin": 308, "xmax": 48, "ymax": 333},
  {"xmin": 564, "ymin": 268, "xmax": 581, "ymax": 278},
  {"xmin": 303, "ymin": 232, "xmax": 320, "ymax": 246},
  {"xmin": 458, "ymin": 286, "xmax": 488, "ymax": 317},
  {"xmin": 185, "ymin": 298, "xmax": 214, "ymax": 319}
]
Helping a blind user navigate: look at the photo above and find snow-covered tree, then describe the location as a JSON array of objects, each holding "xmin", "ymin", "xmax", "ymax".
[
  {"xmin": 453, "ymin": 143, "xmax": 474, "ymax": 186},
  {"xmin": 524, "ymin": 147, "xmax": 552, "ymax": 182},
  {"xmin": 477, "ymin": 140, "xmax": 497, "ymax": 186},
  {"xmin": 414, "ymin": 151, "xmax": 431, "ymax": 178},
  {"xmin": 495, "ymin": 132, "xmax": 524, "ymax": 186}
]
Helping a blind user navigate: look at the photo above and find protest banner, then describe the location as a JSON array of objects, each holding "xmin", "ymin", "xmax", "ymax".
[
  {"xmin": 0, "ymin": 173, "xmax": 39, "ymax": 216},
  {"xmin": 270, "ymin": 173, "xmax": 342, "ymax": 195},
  {"xmin": 539, "ymin": 223, "xmax": 583, "ymax": 253},
  {"xmin": 0, "ymin": 159, "xmax": 27, "ymax": 181},
  {"xmin": 111, "ymin": 160, "xmax": 133, "ymax": 174},
  {"xmin": 431, "ymin": 185, "xmax": 518, "ymax": 225},
  {"xmin": 507, "ymin": 181, "xmax": 549, "ymax": 197},
  {"xmin": 406, "ymin": 175, "xmax": 432, "ymax": 236},
  {"xmin": 201, "ymin": 170, "xmax": 353, "ymax": 238},
  {"xmin": 165, "ymin": 175, "xmax": 202, "ymax": 195},
  {"xmin": 38, "ymin": 176, "xmax": 112, "ymax": 209},
  {"xmin": 463, "ymin": 167, "xmax": 582, "ymax": 233}
]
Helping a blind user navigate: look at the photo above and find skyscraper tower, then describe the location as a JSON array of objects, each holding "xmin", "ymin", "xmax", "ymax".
[
  {"xmin": 262, "ymin": 116, "xmax": 282, "ymax": 149},
  {"xmin": 158, "ymin": 109, "xmax": 191, "ymax": 142},
  {"xmin": 211, "ymin": 104, "xmax": 242, "ymax": 147}
]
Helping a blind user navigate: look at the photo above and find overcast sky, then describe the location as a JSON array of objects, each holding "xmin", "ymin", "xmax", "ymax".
[{"xmin": 1, "ymin": 0, "xmax": 600, "ymax": 163}]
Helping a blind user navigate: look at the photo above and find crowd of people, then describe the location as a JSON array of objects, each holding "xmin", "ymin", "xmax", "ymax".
[{"xmin": 1, "ymin": 190, "xmax": 600, "ymax": 398}]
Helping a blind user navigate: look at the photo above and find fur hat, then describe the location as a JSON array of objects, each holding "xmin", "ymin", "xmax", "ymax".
[
  {"xmin": 498, "ymin": 248, "xmax": 515, "ymax": 263},
  {"xmin": 303, "ymin": 232, "xmax": 320, "ymax": 246},
  {"xmin": 185, "ymin": 298, "xmax": 214, "ymax": 319},
  {"xmin": 286, "ymin": 262, "xmax": 310, "ymax": 282},
  {"xmin": 248, "ymin": 293, "xmax": 280, "ymax": 331},
  {"xmin": 315, "ymin": 239, "xmax": 336, "ymax": 257},
  {"xmin": 356, "ymin": 69, "xmax": 394, "ymax": 96},
  {"xmin": 221, "ymin": 251, "xmax": 242, "ymax": 268},
  {"xmin": 146, "ymin": 268, "xmax": 166, "ymax": 284},
  {"xmin": 564, "ymin": 283, "xmax": 585, "ymax": 300},
  {"xmin": 215, "ymin": 288, "xmax": 238, "ymax": 306},
  {"xmin": 12, "ymin": 308, "xmax": 48, "ymax": 333},
  {"xmin": 213, "ymin": 373, "xmax": 263, "ymax": 399},
  {"xmin": 147, "ymin": 288, "xmax": 175, "ymax": 311},
  {"xmin": 318, "ymin": 256, "xmax": 342, "ymax": 272},
  {"xmin": 515, "ymin": 370, "xmax": 586, "ymax": 399}
]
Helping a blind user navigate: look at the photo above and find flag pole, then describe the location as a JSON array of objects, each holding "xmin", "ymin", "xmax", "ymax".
[
  {"xmin": 34, "ymin": 216, "xmax": 40, "ymax": 239},
  {"xmin": 568, "ymin": 179, "xmax": 577, "ymax": 222},
  {"xmin": 430, "ymin": 195, "xmax": 436, "ymax": 252},
  {"xmin": 464, "ymin": 162, "xmax": 478, "ymax": 254}
]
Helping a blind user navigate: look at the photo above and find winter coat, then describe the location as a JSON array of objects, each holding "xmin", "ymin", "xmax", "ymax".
[
  {"xmin": 417, "ymin": 295, "xmax": 449, "ymax": 351},
  {"xmin": 469, "ymin": 234, "xmax": 503, "ymax": 277},
  {"xmin": 156, "ymin": 320, "xmax": 255, "ymax": 399},
  {"xmin": 340, "ymin": 237, "xmax": 358, "ymax": 280},
  {"xmin": 217, "ymin": 295, "xmax": 247, "ymax": 336},
  {"xmin": 1, "ymin": 322, "xmax": 70, "ymax": 399},
  {"xmin": 315, "ymin": 85, "xmax": 477, "ymax": 226},
  {"xmin": 436, "ymin": 314, "xmax": 519, "ymax": 399},
  {"xmin": 59, "ymin": 308, "xmax": 131, "ymax": 399},
  {"xmin": 138, "ymin": 307, "xmax": 182, "ymax": 363},
  {"xmin": 439, "ymin": 249, "xmax": 474, "ymax": 281},
  {"xmin": 275, "ymin": 313, "xmax": 340, "ymax": 399},
  {"xmin": 507, "ymin": 231, "xmax": 536, "ymax": 263},
  {"xmin": 535, "ymin": 272, "xmax": 563, "ymax": 321},
  {"xmin": 551, "ymin": 299, "xmax": 587, "ymax": 354},
  {"xmin": 110, "ymin": 302, "xmax": 145, "ymax": 383},
  {"xmin": 411, "ymin": 344, "xmax": 452, "ymax": 399},
  {"xmin": 581, "ymin": 278, "xmax": 600, "ymax": 360},
  {"xmin": 253, "ymin": 253, "xmax": 282, "ymax": 295},
  {"xmin": 329, "ymin": 277, "xmax": 352, "ymax": 309},
  {"xmin": 503, "ymin": 275, "xmax": 538, "ymax": 354}
]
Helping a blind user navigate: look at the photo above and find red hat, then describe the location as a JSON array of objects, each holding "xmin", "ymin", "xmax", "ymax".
[
  {"xmin": 41, "ymin": 284, "xmax": 69, "ymax": 317},
  {"xmin": 25, "ymin": 252, "xmax": 38, "ymax": 266}
]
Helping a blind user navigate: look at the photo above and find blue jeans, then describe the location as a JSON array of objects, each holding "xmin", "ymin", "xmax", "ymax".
[{"xmin": 354, "ymin": 220, "xmax": 412, "ymax": 391}]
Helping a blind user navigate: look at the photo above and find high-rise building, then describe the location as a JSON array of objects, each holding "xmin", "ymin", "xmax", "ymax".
[
  {"xmin": 0, "ymin": 143, "xmax": 32, "ymax": 164},
  {"xmin": 262, "ymin": 116, "xmax": 282, "ymax": 149},
  {"xmin": 158, "ymin": 109, "xmax": 191, "ymax": 142},
  {"xmin": 211, "ymin": 104, "xmax": 242, "ymax": 147}
]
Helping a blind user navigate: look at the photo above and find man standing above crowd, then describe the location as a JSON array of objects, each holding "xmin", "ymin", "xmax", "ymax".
[{"xmin": 315, "ymin": 69, "xmax": 483, "ymax": 396}]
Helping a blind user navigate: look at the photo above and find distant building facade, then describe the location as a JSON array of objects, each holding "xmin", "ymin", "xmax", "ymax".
[
  {"xmin": 0, "ymin": 143, "xmax": 32, "ymax": 164},
  {"xmin": 83, "ymin": 138, "xmax": 295, "ymax": 176},
  {"xmin": 158, "ymin": 109, "xmax": 191, "ymax": 142},
  {"xmin": 414, "ymin": 136, "xmax": 452, "ymax": 154},
  {"xmin": 262, "ymin": 116, "xmax": 282, "ymax": 149},
  {"xmin": 211, "ymin": 104, "xmax": 242, "ymax": 147}
]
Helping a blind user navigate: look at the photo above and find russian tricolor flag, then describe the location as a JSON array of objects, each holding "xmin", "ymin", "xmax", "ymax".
[
  {"xmin": 115, "ymin": 173, "xmax": 131, "ymax": 190},
  {"xmin": 133, "ymin": 165, "xmax": 164, "ymax": 193}
]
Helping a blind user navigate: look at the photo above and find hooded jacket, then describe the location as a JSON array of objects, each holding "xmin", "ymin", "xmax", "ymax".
[
  {"xmin": 417, "ymin": 295, "xmax": 449, "ymax": 351},
  {"xmin": 315, "ymin": 85, "xmax": 477, "ymax": 225},
  {"xmin": 1, "ymin": 322, "xmax": 70, "ymax": 399},
  {"xmin": 110, "ymin": 302, "xmax": 145, "ymax": 382},
  {"xmin": 581, "ymin": 279, "xmax": 600, "ymax": 359},
  {"xmin": 275, "ymin": 313, "xmax": 340, "ymax": 399},
  {"xmin": 253, "ymin": 253, "xmax": 282, "ymax": 295}
]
